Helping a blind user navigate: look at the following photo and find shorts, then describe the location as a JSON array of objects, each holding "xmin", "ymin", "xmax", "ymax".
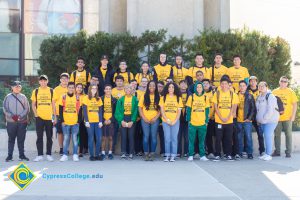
[
  {"xmin": 55, "ymin": 116, "xmax": 63, "ymax": 134},
  {"xmin": 103, "ymin": 123, "xmax": 114, "ymax": 137}
]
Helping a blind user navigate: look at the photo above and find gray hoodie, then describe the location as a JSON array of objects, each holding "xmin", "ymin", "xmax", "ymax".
[
  {"xmin": 3, "ymin": 93, "xmax": 30, "ymax": 123},
  {"xmin": 256, "ymin": 91, "xmax": 279, "ymax": 124}
]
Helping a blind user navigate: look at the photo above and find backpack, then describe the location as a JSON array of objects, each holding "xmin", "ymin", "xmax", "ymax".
[
  {"xmin": 35, "ymin": 88, "xmax": 53, "ymax": 108},
  {"xmin": 62, "ymin": 94, "xmax": 81, "ymax": 113},
  {"xmin": 216, "ymin": 90, "xmax": 233, "ymax": 107},
  {"xmin": 266, "ymin": 93, "xmax": 284, "ymax": 115},
  {"xmin": 72, "ymin": 69, "xmax": 90, "ymax": 83},
  {"xmin": 117, "ymin": 71, "xmax": 131, "ymax": 83}
]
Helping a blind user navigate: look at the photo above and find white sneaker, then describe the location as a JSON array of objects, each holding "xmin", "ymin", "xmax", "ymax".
[
  {"xmin": 164, "ymin": 156, "xmax": 169, "ymax": 162},
  {"xmin": 259, "ymin": 153, "xmax": 267, "ymax": 160},
  {"xmin": 263, "ymin": 155, "xmax": 272, "ymax": 161},
  {"xmin": 33, "ymin": 156, "xmax": 43, "ymax": 162},
  {"xmin": 188, "ymin": 156, "xmax": 193, "ymax": 161},
  {"xmin": 47, "ymin": 155, "xmax": 54, "ymax": 162},
  {"xmin": 60, "ymin": 155, "xmax": 68, "ymax": 162},
  {"xmin": 73, "ymin": 154, "xmax": 79, "ymax": 162},
  {"xmin": 207, "ymin": 153, "xmax": 215, "ymax": 159},
  {"xmin": 170, "ymin": 157, "xmax": 175, "ymax": 162},
  {"xmin": 200, "ymin": 156, "xmax": 209, "ymax": 161}
]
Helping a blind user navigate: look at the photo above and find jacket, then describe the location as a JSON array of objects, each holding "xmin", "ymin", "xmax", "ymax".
[
  {"xmin": 93, "ymin": 65, "xmax": 115, "ymax": 96},
  {"xmin": 256, "ymin": 91, "xmax": 280, "ymax": 124},
  {"xmin": 3, "ymin": 93, "xmax": 30, "ymax": 123},
  {"xmin": 114, "ymin": 95, "xmax": 139, "ymax": 125},
  {"xmin": 237, "ymin": 91, "xmax": 256, "ymax": 121}
]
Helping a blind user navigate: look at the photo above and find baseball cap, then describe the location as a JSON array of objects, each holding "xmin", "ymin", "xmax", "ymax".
[
  {"xmin": 11, "ymin": 81, "xmax": 21, "ymax": 87},
  {"xmin": 39, "ymin": 74, "xmax": 48, "ymax": 80}
]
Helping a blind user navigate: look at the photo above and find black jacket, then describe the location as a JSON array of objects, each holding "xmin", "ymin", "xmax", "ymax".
[
  {"xmin": 93, "ymin": 65, "xmax": 115, "ymax": 96},
  {"xmin": 237, "ymin": 91, "xmax": 256, "ymax": 121}
]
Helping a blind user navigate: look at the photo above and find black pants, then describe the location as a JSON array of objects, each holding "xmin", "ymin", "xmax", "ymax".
[
  {"xmin": 158, "ymin": 124, "xmax": 165, "ymax": 154},
  {"xmin": 215, "ymin": 123, "xmax": 233, "ymax": 156},
  {"xmin": 206, "ymin": 119, "xmax": 215, "ymax": 154},
  {"xmin": 121, "ymin": 115, "xmax": 135, "ymax": 154},
  {"xmin": 7, "ymin": 122, "xmax": 27, "ymax": 156},
  {"xmin": 134, "ymin": 120, "xmax": 143, "ymax": 154},
  {"xmin": 36, "ymin": 117, "xmax": 53, "ymax": 156},
  {"xmin": 79, "ymin": 121, "xmax": 88, "ymax": 154},
  {"xmin": 112, "ymin": 122, "xmax": 119, "ymax": 153},
  {"xmin": 177, "ymin": 120, "xmax": 188, "ymax": 155},
  {"xmin": 232, "ymin": 119, "xmax": 239, "ymax": 156},
  {"xmin": 252, "ymin": 120, "xmax": 265, "ymax": 154}
]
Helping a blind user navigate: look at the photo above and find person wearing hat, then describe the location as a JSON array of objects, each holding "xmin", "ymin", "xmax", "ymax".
[
  {"xmin": 93, "ymin": 55, "xmax": 115, "ymax": 96},
  {"xmin": 31, "ymin": 75, "xmax": 56, "ymax": 162},
  {"xmin": 53, "ymin": 73, "xmax": 69, "ymax": 155},
  {"xmin": 3, "ymin": 81, "xmax": 30, "ymax": 162}
]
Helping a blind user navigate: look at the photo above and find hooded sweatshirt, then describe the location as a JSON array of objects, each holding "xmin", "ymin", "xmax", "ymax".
[{"xmin": 256, "ymin": 90, "xmax": 279, "ymax": 124}]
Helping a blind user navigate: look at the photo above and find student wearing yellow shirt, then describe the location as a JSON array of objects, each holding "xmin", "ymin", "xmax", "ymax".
[
  {"xmin": 212, "ymin": 76, "xmax": 239, "ymax": 161},
  {"xmin": 178, "ymin": 80, "xmax": 189, "ymax": 157},
  {"xmin": 188, "ymin": 70, "xmax": 205, "ymax": 94},
  {"xmin": 139, "ymin": 80, "xmax": 161, "ymax": 161},
  {"xmin": 83, "ymin": 85, "xmax": 103, "ymax": 161},
  {"xmin": 112, "ymin": 75, "xmax": 125, "ymax": 100},
  {"xmin": 186, "ymin": 82, "xmax": 210, "ymax": 161},
  {"xmin": 113, "ymin": 60, "xmax": 134, "ymax": 85},
  {"xmin": 153, "ymin": 53, "xmax": 173, "ymax": 82},
  {"xmin": 115, "ymin": 85, "xmax": 139, "ymax": 159},
  {"xmin": 135, "ymin": 62, "xmax": 153, "ymax": 85},
  {"xmin": 227, "ymin": 55, "xmax": 250, "ymax": 91},
  {"xmin": 187, "ymin": 54, "xmax": 211, "ymax": 85},
  {"xmin": 31, "ymin": 75, "xmax": 55, "ymax": 162},
  {"xmin": 58, "ymin": 82, "xmax": 82, "ymax": 162},
  {"xmin": 272, "ymin": 76, "xmax": 298, "ymax": 158},
  {"xmin": 159, "ymin": 82, "xmax": 183, "ymax": 162},
  {"xmin": 172, "ymin": 55, "xmax": 188, "ymax": 85},
  {"xmin": 69, "ymin": 56, "xmax": 91, "ymax": 94},
  {"xmin": 100, "ymin": 84, "xmax": 117, "ymax": 160},
  {"xmin": 209, "ymin": 53, "xmax": 228, "ymax": 87},
  {"xmin": 247, "ymin": 76, "xmax": 265, "ymax": 155},
  {"xmin": 53, "ymin": 73, "xmax": 69, "ymax": 156},
  {"xmin": 236, "ymin": 80, "xmax": 256, "ymax": 159},
  {"xmin": 75, "ymin": 83, "xmax": 88, "ymax": 157}
]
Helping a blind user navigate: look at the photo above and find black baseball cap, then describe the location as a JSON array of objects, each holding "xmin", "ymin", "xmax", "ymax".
[
  {"xmin": 101, "ymin": 55, "xmax": 109, "ymax": 60},
  {"xmin": 11, "ymin": 81, "xmax": 21, "ymax": 87},
  {"xmin": 39, "ymin": 74, "xmax": 48, "ymax": 80}
]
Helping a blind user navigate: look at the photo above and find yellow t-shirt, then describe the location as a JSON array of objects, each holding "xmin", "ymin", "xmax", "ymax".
[
  {"xmin": 82, "ymin": 96, "xmax": 103, "ymax": 123},
  {"xmin": 136, "ymin": 90, "xmax": 145, "ymax": 101},
  {"xmin": 69, "ymin": 69, "xmax": 91, "ymax": 87},
  {"xmin": 212, "ymin": 90, "xmax": 239, "ymax": 124},
  {"xmin": 204, "ymin": 91, "xmax": 215, "ymax": 119},
  {"xmin": 103, "ymin": 96, "xmax": 113, "ymax": 121},
  {"xmin": 208, "ymin": 65, "xmax": 228, "ymax": 87},
  {"xmin": 138, "ymin": 94, "xmax": 159, "ymax": 121},
  {"xmin": 154, "ymin": 64, "xmax": 172, "ymax": 82},
  {"xmin": 237, "ymin": 93, "xmax": 245, "ymax": 123},
  {"xmin": 124, "ymin": 96, "xmax": 132, "ymax": 115},
  {"xmin": 53, "ymin": 85, "xmax": 68, "ymax": 115},
  {"xmin": 159, "ymin": 95, "xmax": 183, "ymax": 122},
  {"xmin": 248, "ymin": 88, "xmax": 259, "ymax": 101},
  {"xmin": 59, "ymin": 94, "xmax": 81, "ymax": 125},
  {"xmin": 135, "ymin": 73, "xmax": 152, "ymax": 85},
  {"xmin": 172, "ymin": 66, "xmax": 188, "ymax": 84},
  {"xmin": 112, "ymin": 88, "xmax": 125, "ymax": 100},
  {"xmin": 186, "ymin": 94, "xmax": 210, "ymax": 126},
  {"xmin": 227, "ymin": 66, "xmax": 250, "ymax": 91},
  {"xmin": 188, "ymin": 66, "xmax": 211, "ymax": 82},
  {"xmin": 100, "ymin": 67, "xmax": 107, "ymax": 78},
  {"xmin": 272, "ymin": 88, "xmax": 298, "ymax": 121},
  {"xmin": 31, "ymin": 87, "xmax": 53, "ymax": 120},
  {"xmin": 113, "ymin": 71, "xmax": 134, "ymax": 85}
]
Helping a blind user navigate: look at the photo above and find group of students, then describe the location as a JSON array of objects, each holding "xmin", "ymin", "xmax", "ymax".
[{"xmin": 3, "ymin": 53, "xmax": 298, "ymax": 162}]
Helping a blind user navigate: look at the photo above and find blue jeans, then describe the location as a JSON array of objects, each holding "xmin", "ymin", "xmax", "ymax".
[
  {"xmin": 162, "ymin": 120, "xmax": 180, "ymax": 157},
  {"xmin": 86, "ymin": 123, "xmax": 102, "ymax": 157},
  {"xmin": 141, "ymin": 118, "xmax": 160, "ymax": 153},
  {"xmin": 260, "ymin": 123, "xmax": 278, "ymax": 155},
  {"xmin": 237, "ymin": 122, "xmax": 253, "ymax": 154},
  {"xmin": 62, "ymin": 124, "xmax": 79, "ymax": 156}
]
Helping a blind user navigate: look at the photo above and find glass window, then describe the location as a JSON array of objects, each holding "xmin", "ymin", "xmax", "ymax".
[
  {"xmin": 0, "ymin": 33, "xmax": 19, "ymax": 58},
  {"xmin": 0, "ymin": 8, "xmax": 20, "ymax": 32},
  {"xmin": 24, "ymin": 0, "xmax": 80, "ymax": 13},
  {"xmin": 0, "ymin": 0, "xmax": 20, "ymax": 9},
  {"xmin": 25, "ymin": 59, "xmax": 40, "ymax": 76},
  {"xmin": 25, "ymin": 34, "xmax": 49, "ymax": 59},
  {"xmin": 0, "ymin": 59, "xmax": 19, "ymax": 76}
]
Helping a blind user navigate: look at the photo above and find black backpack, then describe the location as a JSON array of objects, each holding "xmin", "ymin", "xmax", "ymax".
[{"xmin": 266, "ymin": 93, "xmax": 284, "ymax": 115}]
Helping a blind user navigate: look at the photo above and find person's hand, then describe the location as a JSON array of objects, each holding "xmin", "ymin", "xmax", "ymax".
[
  {"xmin": 98, "ymin": 122, "xmax": 103, "ymax": 128},
  {"xmin": 171, "ymin": 120, "xmax": 177, "ymax": 126},
  {"xmin": 166, "ymin": 119, "xmax": 172, "ymax": 125},
  {"xmin": 291, "ymin": 116, "xmax": 296, "ymax": 122},
  {"xmin": 121, "ymin": 121, "xmax": 127, "ymax": 128},
  {"xmin": 244, "ymin": 119, "xmax": 251, "ymax": 122},
  {"xmin": 144, "ymin": 118, "xmax": 151, "ymax": 124},
  {"xmin": 127, "ymin": 121, "xmax": 133, "ymax": 128},
  {"xmin": 12, "ymin": 115, "xmax": 19, "ymax": 122},
  {"xmin": 85, "ymin": 122, "xmax": 90, "ymax": 128}
]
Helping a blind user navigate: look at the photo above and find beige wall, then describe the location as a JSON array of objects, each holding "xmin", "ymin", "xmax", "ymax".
[{"xmin": 204, "ymin": 0, "xmax": 230, "ymax": 31}]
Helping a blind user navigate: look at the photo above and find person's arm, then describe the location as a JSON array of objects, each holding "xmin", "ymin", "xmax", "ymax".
[
  {"xmin": 160, "ymin": 104, "xmax": 169, "ymax": 123},
  {"xmin": 291, "ymin": 102, "xmax": 297, "ymax": 121},
  {"xmin": 98, "ymin": 105, "xmax": 103, "ymax": 124},
  {"xmin": 59, "ymin": 105, "xmax": 64, "ymax": 124},
  {"xmin": 151, "ymin": 110, "xmax": 161, "ymax": 123},
  {"xmin": 172, "ymin": 108, "xmax": 182, "ymax": 125},
  {"xmin": 214, "ymin": 103, "xmax": 223, "ymax": 121},
  {"xmin": 52, "ymin": 99, "xmax": 57, "ymax": 124},
  {"xmin": 3, "ymin": 96, "xmax": 13, "ymax": 118},
  {"xmin": 32, "ymin": 101, "xmax": 37, "ymax": 117},
  {"xmin": 83, "ymin": 105, "xmax": 89, "ymax": 122},
  {"xmin": 246, "ymin": 95, "xmax": 255, "ymax": 121}
]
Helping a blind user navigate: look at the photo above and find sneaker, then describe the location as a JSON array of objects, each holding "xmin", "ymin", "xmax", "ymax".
[
  {"xmin": 247, "ymin": 154, "xmax": 253, "ymax": 159},
  {"xmin": 188, "ymin": 156, "xmax": 193, "ymax": 161},
  {"xmin": 73, "ymin": 154, "xmax": 79, "ymax": 162},
  {"xmin": 259, "ymin": 153, "xmax": 267, "ymax": 160},
  {"xmin": 234, "ymin": 154, "xmax": 241, "ymax": 160},
  {"xmin": 164, "ymin": 156, "xmax": 170, "ymax": 162},
  {"xmin": 95, "ymin": 156, "xmax": 103, "ymax": 161},
  {"xmin": 207, "ymin": 153, "xmax": 215, "ymax": 159},
  {"xmin": 170, "ymin": 157, "xmax": 175, "ymax": 162},
  {"xmin": 60, "ymin": 155, "xmax": 68, "ymax": 162},
  {"xmin": 183, "ymin": 154, "xmax": 188, "ymax": 157},
  {"xmin": 19, "ymin": 155, "xmax": 29, "ymax": 161},
  {"xmin": 286, "ymin": 153, "xmax": 291, "ymax": 158},
  {"xmin": 194, "ymin": 153, "xmax": 200, "ymax": 159},
  {"xmin": 263, "ymin": 155, "xmax": 272, "ymax": 161},
  {"xmin": 149, "ymin": 154, "xmax": 154, "ymax": 161},
  {"xmin": 47, "ymin": 155, "xmax": 54, "ymax": 162},
  {"xmin": 271, "ymin": 151, "xmax": 280, "ymax": 157},
  {"xmin": 212, "ymin": 156, "xmax": 221, "ymax": 162},
  {"xmin": 200, "ymin": 156, "xmax": 209, "ymax": 161},
  {"xmin": 144, "ymin": 154, "xmax": 149, "ymax": 161},
  {"xmin": 108, "ymin": 154, "xmax": 114, "ymax": 160},
  {"xmin": 59, "ymin": 148, "xmax": 63, "ymax": 156},
  {"xmin": 129, "ymin": 154, "xmax": 133, "ymax": 159},
  {"xmin": 79, "ymin": 153, "xmax": 83, "ymax": 158},
  {"xmin": 33, "ymin": 155, "xmax": 44, "ymax": 162},
  {"xmin": 89, "ymin": 156, "xmax": 96, "ymax": 161},
  {"xmin": 100, "ymin": 154, "xmax": 105, "ymax": 160},
  {"xmin": 225, "ymin": 155, "xmax": 234, "ymax": 161},
  {"xmin": 5, "ymin": 155, "xmax": 13, "ymax": 162},
  {"xmin": 121, "ymin": 154, "xmax": 126, "ymax": 159}
]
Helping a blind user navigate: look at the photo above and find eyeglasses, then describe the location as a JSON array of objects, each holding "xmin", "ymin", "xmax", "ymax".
[{"xmin": 91, "ymin": 88, "xmax": 98, "ymax": 90}]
